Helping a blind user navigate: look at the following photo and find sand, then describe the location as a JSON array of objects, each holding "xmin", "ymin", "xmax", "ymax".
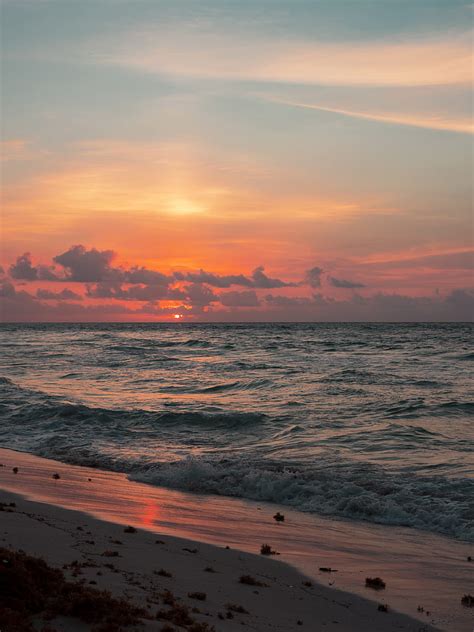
[{"xmin": 0, "ymin": 448, "xmax": 471, "ymax": 631}]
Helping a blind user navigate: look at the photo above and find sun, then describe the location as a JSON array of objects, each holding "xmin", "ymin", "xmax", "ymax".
[{"xmin": 173, "ymin": 314, "xmax": 183, "ymax": 320}]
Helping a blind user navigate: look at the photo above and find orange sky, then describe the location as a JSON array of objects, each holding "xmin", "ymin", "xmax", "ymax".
[{"xmin": 1, "ymin": 1, "xmax": 472, "ymax": 321}]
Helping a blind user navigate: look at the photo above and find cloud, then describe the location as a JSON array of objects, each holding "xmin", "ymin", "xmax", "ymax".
[
  {"xmin": 269, "ymin": 99, "xmax": 473, "ymax": 134},
  {"xmin": 183, "ymin": 283, "xmax": 218, "ymax": 306},
  {"xmin": 173, "ymin": 266, "xmax": 294, "ymax": 288},
  {"xmin": 3, "ymin": 245, "xmax": 472, "ymax": 322},
  {"xmin": 265, "ymin": 294, "xmax": 314, "ymax": 307},
  {"xmin": 6, "ymin": 245, "xmax": 297, "ymax": 311},
  {"xmin": 36, "ymin": 288, "xmax": 83, "ymax": 301},
  {"xmin": 102, "ymin": 27, "xmax": 472, "ymax": 87},
  {"xmin": 251, "ymin": 266, "xmax": 296, "ymax": 289},
  {"xmin": 137, "ymin": 302, "xmax": 189, "ymax": 316},
  {"xmin": 173, "ymin": 269, "xmax": 253, "ymax": 288},
  {"xmin": 220, "ymin": 290, "xmax": 260, "ymax": 307},
  {"xmin": 329, "ymin": 277, "xmax": 366, "ymax": 288},
  {"xmin": 53, "ymin": 245, "xmax": 118, "ymax": 282},
  {"xmin": 124, "ymin": 267, "xmax": 171, "ymax": 285},
  {"xmin": 0, "ymin": 281, "xmax": 136, "ymax": 322},
  {"xmin": 305, "ymin": 266, "xmax": 324, "ymax": 288},
  {"xmin": 86, "ymin": 282, "xmax": 185, "ymax": 302},
  {"xmin": 262, "ymin": 289, "xmax": 474, "ymax": 322},
  {"xmin": 0, "ymin": 281, "xmax": 17, "ymax": 298},
  {"xmin": 9, "ymin": 253, "xmax": 38, "ymax": 280}
]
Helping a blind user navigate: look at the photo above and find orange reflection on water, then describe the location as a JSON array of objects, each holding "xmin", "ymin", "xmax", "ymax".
[{"xmin": 141, "ymin": 499, "xmax": 159, "ymax": 528}]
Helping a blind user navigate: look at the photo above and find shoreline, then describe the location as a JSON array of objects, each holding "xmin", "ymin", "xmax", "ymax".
[
  {"xmin": 0, "ymin": 448, "xmax": 471, "ymax": 631},
  {"xmin": 1, "ymin": 491, "xmax": 438, "ymax": 632}
]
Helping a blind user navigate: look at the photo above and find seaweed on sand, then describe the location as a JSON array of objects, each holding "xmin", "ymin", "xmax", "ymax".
[{"xmin": 0, "ymin": 547, "xmax": 148, "ymax": 631}]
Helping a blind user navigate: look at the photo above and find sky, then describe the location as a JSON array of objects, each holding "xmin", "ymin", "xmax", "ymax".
[{"xmin": 0, "ymin": 0, "xmax": 472, "ymax": 322}]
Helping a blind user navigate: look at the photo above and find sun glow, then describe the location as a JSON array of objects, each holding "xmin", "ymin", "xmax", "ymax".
[{"xmin": 165, "ymin": 196, "xmax": 204, "ymax": 216}]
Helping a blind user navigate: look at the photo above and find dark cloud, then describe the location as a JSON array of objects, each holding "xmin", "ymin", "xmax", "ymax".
[
  {"xmin": 3, "ymin": 245, "xmax": 472, "ymax": 322},
  {"xmin": 137, "ymin": 302, "xmax": 188, "ymax": 316},
  {"xmin": 8, "ymin": 246, "xmax": 296, "ymax": 291},
  {"xmin": 329, "ymin": 276, "xmax": 365, "ymax": 288},
  {"xmin": 87, "ymin": 282, "xmax": 185, "ymax": 302},
  {"xmin": 173, "ymin": 269, "xmax": 253, "ymax": 288},
  {"xmin": 9, "ymin": 253, "xmax": 38, "ymax": 280},
  {"xmin": 173, "ymin": 266, "xmax": 294, "ymax": 289},
  {"xmin": 0, "ymin": 281, "xmax": 17, "ymax": 298},
  {"xmin": 251, "ymin": 266, "xmax": 296, "ymax": 288},
  {"xmin": 305, "ymin": 266, "xmax": 324, "ymax": 288},
  {"xmin": 85, "ymin": 282, "xmax": 120, "ymax": 299},
  {"xmin": 220, "ymin": 290, "xmax": 260, "ymax": 307},
  {"xmin": 183, "ymin": 283, "xmax": 218, "ymax": 306},
  {"xmin": 9, "ymin": 253, "xmax": 63, "ymax": 282},
  {"xmin": 37, "ymin": 265, "xmax": 61, "ymax": 281},
  {"xmin": 445, "ymin": 288, "xmax": 474, "ymax": 310},
  {"xmin": 53, "ymin": 245, "xmax": 118, "ymax": 282},
  {"xmin": 124, "ymin": 267, "xmax": 171, "ymax": 285},
  {"xmin": 265, "ymin": 294, "xmax": 313, "ymax": 307},
  {"xmin": 264, "ymin": 289, "xmax": 474, "ymax": 321},
  {"xmin": 0, "ymin": 282, "xmax": 135, "ymax": 322},
  {"xmin": 36, "ymin": 288, "xmax": 83, "ymax": 301}
]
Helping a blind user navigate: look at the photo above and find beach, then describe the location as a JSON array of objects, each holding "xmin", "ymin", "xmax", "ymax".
[
  {"xmin": 2, "ymin": 0, "xmax": 473, "ymax": 627},
  {"xmin": 1, "ymin": 448, "xmax": 472, "ymax": 631}
]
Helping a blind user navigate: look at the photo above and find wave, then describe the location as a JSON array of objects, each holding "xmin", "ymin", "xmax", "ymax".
[
  {"xmin": 0, "ymin": 377, "xmax": 266, "ymax": 430},
  {"xmin": 1, "ymin": 375, "xmax": 472, "ymax": 542},
  {"xmin": 196, "ymin": 379, "xmax": 274, "ymax": 393},
  {"xmin": 9, "ymin": 435, "xmax": 470, "ymax": 541},
  {"xmin": 128, "ymin": 457, "xmax": 473, "ymax": 542},
  {"xmin": 456, "ymin": 352, "xmax": 474, "ymax": 361},
  {"xmin": 383, "ymin": 399, "xmax": 474, "ymax": 419}
]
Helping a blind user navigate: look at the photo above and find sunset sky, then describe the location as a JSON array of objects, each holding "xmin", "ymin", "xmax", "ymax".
[{"xmin": 1, "ymin": 0, "xmax": 472, "ymax": 321}]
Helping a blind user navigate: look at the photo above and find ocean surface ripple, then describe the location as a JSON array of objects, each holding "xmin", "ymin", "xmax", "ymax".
[{"xmin": 0, "ymin": 323, "xmax": 472, "ymax": 541}]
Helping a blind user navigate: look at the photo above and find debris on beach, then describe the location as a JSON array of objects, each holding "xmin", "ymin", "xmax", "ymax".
[
  {"xmin": 12, "ymin": 467, "xmax": 18, "ymax": 474},
  {"xmin": 0, "ymin": 502, "xmax": 16, "ymax": 512},
  {"xmin": 273, "ymin": 511, "xmax": 285, "ymax": 522},
  {"xmin": 365, "ymin": 577, "xmax": 386, "ymax": 590},
  {"xmin": 226, "ymin": 603, "xmax": 249, "ymax": 614},
  {"xmin": 52, "ymin": 472, "xmax": 60, "ymax": 480},
  {"xmin": 461, "ymin": 594, "xmax": 473, "ymax": 607},
  {"xmin": 101, "ymin": 550, "xmax": 120, "ymax": 557},
  {"xmin": 260, "ymin": 543, "xmax": 279, "ymax": 556},
  {"xmin": 0, "ymin": 546, "xmax": 148, "ymax": 630},
  {"xmin": 319, "ymin": 567, "xmax": 338, "ymax": 573},
  {"xmin": 378, "ymin": 604, "xmax": 389, "ymax": 612},
  {"xmin": 239, "ymin": 574, "xmax": 267, "ymax": 587},
  {"xmin": 124, "ymin": 525, "xmax": 137, "ymax": 533}
]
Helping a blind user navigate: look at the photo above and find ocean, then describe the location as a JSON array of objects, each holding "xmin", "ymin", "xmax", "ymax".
[{"xmin": 0, "ymin": 322, "xmax": 472, "ymax": 541}]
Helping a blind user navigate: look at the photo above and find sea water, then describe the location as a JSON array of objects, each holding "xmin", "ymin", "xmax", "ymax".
[{"xmin": 0, "ymin": 322, "xmax": 472, "ymax": 541}]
